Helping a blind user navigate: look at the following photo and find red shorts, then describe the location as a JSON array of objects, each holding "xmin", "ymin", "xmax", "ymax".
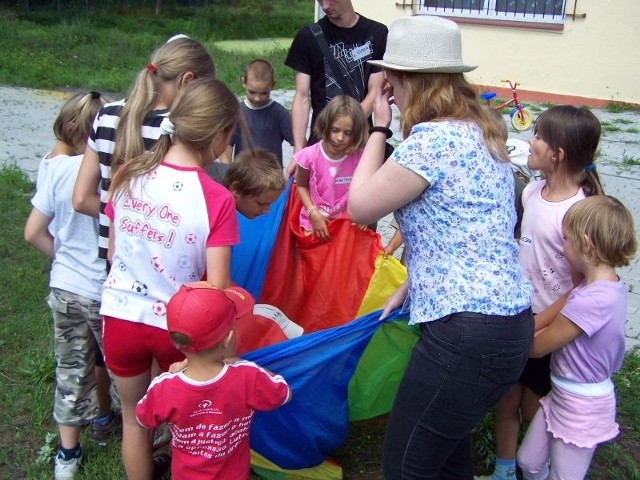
[{"xmin": 102, "ymin": 316, "xmax": 184, "ymax": 377}]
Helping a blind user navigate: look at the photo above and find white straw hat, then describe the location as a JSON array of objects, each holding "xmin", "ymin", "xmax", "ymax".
[{"xmin": 369, "ymin": 16, "xmax": 477, "ymax": 73}]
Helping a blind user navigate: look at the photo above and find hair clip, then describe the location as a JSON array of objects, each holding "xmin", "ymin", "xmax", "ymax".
[
  {"xmin": 166, "ymin": 34, "xmax": 191, "ymax": 43},
  {"xmin": 159, "ymin": 117, "xmax": 175, "ymax": 137},
  {"xmin": 585, "ymin": 162, "xmax": 596, "ymax": 172},
  {"xmin": 90, "ymin": 90, "xmax": 101, "ymax": 99}
]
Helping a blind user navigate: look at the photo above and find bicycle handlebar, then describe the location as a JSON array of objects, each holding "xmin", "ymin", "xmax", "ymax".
[{"xmin": 500, "ymin": 79, "xmax": 521, "ymax": 88}]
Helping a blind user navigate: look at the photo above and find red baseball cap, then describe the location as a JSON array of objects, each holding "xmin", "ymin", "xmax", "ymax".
[{"xmin": 167, "ymin": 281, "xmax": 254, "ymax": 352}]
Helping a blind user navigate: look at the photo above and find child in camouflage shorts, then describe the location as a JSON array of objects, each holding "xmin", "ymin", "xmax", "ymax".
[{"xmin": 24, "ymin": 91, "xmax": 111, "ymax": 479}]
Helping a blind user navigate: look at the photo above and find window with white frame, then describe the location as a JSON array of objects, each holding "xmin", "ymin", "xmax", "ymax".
[{"xmin": 417, "ymin": 0, "xmax": 566, "ymax": 24}]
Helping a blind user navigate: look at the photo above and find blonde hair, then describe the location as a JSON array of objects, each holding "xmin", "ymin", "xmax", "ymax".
[
  {"xmin": 244, "ymin": 59, "xmax": 275, "ymax": 84},
  {"xmin": 313, "ymin": 95, "xmax": 368, "ymax": 154},
  {"xmin": 389, "ymin": 71, "xmax": 509, "ymax": 163},
  {"xmin": 563, "ymin": 195, "xmax": 637, "ymax": 267},
  {"xmin": 53, "ymin": 91, "xmax": 105, "ymax": 150},
  {"xmin": 110, "ymin": 78, "xmax": 239, "ymax": 198},
  {"xmin": 533, "ymin": 105, "xmax": 604, "ymax": 196},
  {"xmin": 112, "ymin": 36, "xmax": 216, "ymax": 169},
  {"xmin": 223, "ymin": 148, "xmax": 285, "ymax": 197}
]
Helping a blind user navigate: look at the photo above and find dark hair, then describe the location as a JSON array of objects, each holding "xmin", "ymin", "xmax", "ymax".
[{"xmin": 534, "ymin": 105, "xmax": 604, "ymax": 196}]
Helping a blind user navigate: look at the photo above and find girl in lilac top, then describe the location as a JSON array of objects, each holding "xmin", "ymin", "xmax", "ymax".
[
  {"xmin": 518, "ymin": 195, "xmax": 637, "ymax": 480},
  {"xmin": 295, "ymin": 95, "xmax": 368, "ymax": 241}
]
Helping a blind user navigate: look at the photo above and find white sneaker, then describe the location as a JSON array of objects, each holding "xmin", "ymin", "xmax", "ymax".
[{"xmin": 54, "ymin": 450, "xmax": 82, "ymax": 480}]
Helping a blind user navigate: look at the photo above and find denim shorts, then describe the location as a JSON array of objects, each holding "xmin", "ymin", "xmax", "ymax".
[
  {"xmin": 47, "ymin": 288, "xmax": 103, "ymax": 426},
  {"xmin": 383, "ymin": 308, "xmax": 533, "ymax": 480}
]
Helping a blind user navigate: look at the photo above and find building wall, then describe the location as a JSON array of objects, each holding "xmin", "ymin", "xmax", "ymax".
[{"xmin": 352, "ymin": 0, "xmax": 640, "ymax": 106}]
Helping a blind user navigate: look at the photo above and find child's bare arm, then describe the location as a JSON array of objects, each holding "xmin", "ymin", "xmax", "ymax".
[
  {"xmin": 24, "ymin": 208, "xmax": 54, "ymax": 258},
  {"xmin": 294, "ymin": 165, "xmax": 311, "ymax": 206},
  {"xmin": 380, "ymin": 281, "xmax": 409, "ymax": 320},
  {"xmin": 73, "ymin": 147, "xmax": 101, "ymax": 217},
  {"xmin": 383, "ymin": 229, "xmax": 404, "ymax": 258},
  {"xmin": 530, "ymin": 313, "xmax": 582, "ymax": 358},
  {"xmin": 285, "ymin": 159, "xmax": 297, "ymax": 180},
  {"xmin": 533, "ymin": 291, "xmax": 570, "ymax": 331},
  {"xmin": 205, "ymin": 246, "xmax": 231, "ymax": 289},
  {"xmin": 107, "ymin": 223, "xmax": 115, "ymax": 264},
  {"xmin": 296, "ymin": 166, "xmax": 330, "ymax": 240}
]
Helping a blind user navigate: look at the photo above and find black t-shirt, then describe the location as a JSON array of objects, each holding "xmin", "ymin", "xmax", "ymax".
[{"xmin": 285, "ymin": 14, "xmax": 388, "ymax": 138}]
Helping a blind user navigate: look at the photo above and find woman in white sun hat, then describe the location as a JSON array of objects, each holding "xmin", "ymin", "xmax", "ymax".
[{"xmin": 348, "ymin": 15, "xmax": 533, "ymax": 479}]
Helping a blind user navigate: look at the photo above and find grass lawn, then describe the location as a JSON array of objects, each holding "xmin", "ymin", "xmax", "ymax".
[{"xmin": 213, "ymin": 38, "xmax": 293, "ymax": 54}]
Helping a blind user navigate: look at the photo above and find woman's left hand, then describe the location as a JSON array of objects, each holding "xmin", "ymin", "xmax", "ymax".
[{"xmin": 380, "ymin": 282, "xmax": 409, "ymax": 320}]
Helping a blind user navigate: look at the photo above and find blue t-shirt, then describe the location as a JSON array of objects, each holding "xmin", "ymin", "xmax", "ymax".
[
  {"xmin": 231, "ymin": 100, "xmax": 293, "ymax": 166},
  {"xmin": 393, "ymin": 121, "xmax": 532, "ymax": 323}
]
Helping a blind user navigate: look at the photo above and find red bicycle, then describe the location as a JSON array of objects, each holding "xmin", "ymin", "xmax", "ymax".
[{"xmin": 480, "ymin": 79, "xmax": 534, "ymax": 131}]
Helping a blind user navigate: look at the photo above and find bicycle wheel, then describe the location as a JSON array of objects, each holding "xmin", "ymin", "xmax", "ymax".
[{"xmin": 510, "ymin": 107, "xmax": 533, "ymax": 131}]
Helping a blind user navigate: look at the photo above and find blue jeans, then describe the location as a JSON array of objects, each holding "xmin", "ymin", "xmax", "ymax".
[{"xmin": 382, "ymin": 309, "xmax": 533, "ymax": 480}]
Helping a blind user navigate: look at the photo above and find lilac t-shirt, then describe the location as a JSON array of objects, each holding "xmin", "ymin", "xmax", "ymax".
[
  {"xmin": 295, "ymin": 142, "xmax": 362, "ymax": 230},
  {"xmin": 554, "ymin": 279, "xmax": 627, "ymax": 383}
]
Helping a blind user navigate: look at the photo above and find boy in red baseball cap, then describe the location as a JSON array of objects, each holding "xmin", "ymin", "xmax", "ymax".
[{"xmin": 135, "ymin": 281, "xmax": 291, "ymax": 480}]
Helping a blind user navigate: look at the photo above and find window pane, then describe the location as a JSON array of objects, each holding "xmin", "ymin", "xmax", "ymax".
[
  {"xmin": 495, "ymin": 0, "xmax": 564, "ymax": 15},
  {"xmin": 424, "ymin": 0, "xmax": 484, "ymax": 10},
  {"xmin": 419, "ymin": 0, "xmax": 566, "ymax": 23}
]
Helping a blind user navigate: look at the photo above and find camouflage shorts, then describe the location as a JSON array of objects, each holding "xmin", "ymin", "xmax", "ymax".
[{"xmin": 47, "ymin": 288, "xmax": 102, "ymax": 426}]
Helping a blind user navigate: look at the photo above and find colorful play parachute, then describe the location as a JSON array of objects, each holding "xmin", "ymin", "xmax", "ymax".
[{"xmin": 231, "ymin": 180, "xmax": 418, "ymax": 478}]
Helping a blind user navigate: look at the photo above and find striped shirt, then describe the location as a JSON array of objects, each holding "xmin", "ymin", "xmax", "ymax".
[{"xmin": 87, "ymin": 99, "xmax": 169, "ymax": 259}]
